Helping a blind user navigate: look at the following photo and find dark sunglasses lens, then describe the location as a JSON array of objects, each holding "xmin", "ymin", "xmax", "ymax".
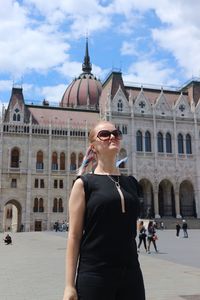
[
  {"xmin": 97, "ymin": 130, "xmax": 122, "ymax": 140},
  {"xmin": 113, "ymin": 130, "xmax": 122, "ymax": 139},
  {"xmin": 98, "ymin": 130, "xmax": 110, "ymax": 139}
]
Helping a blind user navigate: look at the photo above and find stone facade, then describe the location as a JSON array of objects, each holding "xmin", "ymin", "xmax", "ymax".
[{"xmin": 0, "ymin": 69, "xmax": 200, "ymax": 232}]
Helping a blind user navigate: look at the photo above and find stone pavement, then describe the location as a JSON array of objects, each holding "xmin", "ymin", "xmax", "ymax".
[{"xmin": 0, "ymin": 229, "xmax": 200, "ymax": 300}]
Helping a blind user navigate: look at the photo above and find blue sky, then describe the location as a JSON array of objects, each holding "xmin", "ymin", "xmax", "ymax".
[{"xmin": 1, "ymin": 0, "xmax": 200, "ymax": 108}]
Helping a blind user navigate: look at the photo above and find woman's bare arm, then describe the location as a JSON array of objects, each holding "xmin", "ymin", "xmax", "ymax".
[{"xmin": 63, "ymin": 178, "xmax": 85, "ymax": 300}]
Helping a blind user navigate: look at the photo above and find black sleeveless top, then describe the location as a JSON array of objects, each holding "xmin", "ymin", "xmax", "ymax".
[{"xmin": 77, "ymin": 174, "xmax": 141, "ymax": 272}]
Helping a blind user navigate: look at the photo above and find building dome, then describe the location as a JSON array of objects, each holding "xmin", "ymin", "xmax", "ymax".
[{"xmin": 60, "ymin": 39, "xmax": 102, "ymax": 109}]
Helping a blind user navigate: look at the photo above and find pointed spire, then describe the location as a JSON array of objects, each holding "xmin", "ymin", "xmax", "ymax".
[{"xmin": 82, "ymin": 37, "xmax": 92, "ymax": 73}]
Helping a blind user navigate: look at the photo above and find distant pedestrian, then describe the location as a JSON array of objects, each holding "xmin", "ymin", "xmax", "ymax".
[
  {"xmin": 147, "ymin": 221, "xmax": 158, "ymax": 253},
  {"xmin": 54, "ymin": 221, "xmax": 59, "ymax": 232},
  {"xmin": 160, "ymin": 221, "xmax": 164, "ymax": 230},
  {"xmin": 182, "ymin": 220, "xmax": 188, "ymax": 238},
  {"xmin": 176, "ymin": 221, "xmax": 181, "ymax": 237},
  {"xmin": 4, "ymin": 234, "xmax": 12, "ymax": 245},
  {"xmin": 137, "ymin": 221, "xmax": 147, "ymax": 252}
]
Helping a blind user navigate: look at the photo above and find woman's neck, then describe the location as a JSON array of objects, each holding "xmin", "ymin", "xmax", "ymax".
[{"xmin": 94, "ymin": 163, "xmax": 120, "ymax": 175}]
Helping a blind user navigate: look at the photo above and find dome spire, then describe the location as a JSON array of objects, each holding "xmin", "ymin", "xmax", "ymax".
[{"xmin": 82, "ymin": 37, "xmax": 92, "ymax": 73}]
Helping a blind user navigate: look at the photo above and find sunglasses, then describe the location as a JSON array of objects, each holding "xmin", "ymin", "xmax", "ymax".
[{"xmin": 97, "ymin": 129, "xmax": 122, "ymax": 141}]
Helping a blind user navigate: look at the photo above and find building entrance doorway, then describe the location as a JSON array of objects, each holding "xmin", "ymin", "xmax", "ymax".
[
  {"xmin": 3, "ymin": 200, "xmax": 22, "ymax": 232},
  {"xmin": 35, "ymin": 220, "xmax": 42, "ymax": 231}
]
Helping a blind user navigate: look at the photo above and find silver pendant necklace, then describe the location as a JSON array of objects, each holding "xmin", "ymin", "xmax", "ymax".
[{"xmin": 107, "ymin": 175, "xmax": 126, "ymax": 213}]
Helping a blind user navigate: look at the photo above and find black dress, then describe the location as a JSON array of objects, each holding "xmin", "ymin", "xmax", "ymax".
[{"xmin": 75, "ymin": 174, "xmax": 145, "ymax": 300}]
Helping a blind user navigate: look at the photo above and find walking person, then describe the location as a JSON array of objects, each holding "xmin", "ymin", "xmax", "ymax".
[
  {"xmin": 147, "ymin": 221, "xmax": 158, "ymax": 254},
  {"xmin": 182, "ymin": 220, "xmax": 188, "ymax": 238},
  {"xmin": 137, "ymin": 221, "xmax": 147, "ymax": 252},
  {"xmin": 176, "ymin": 221, "xmax": 181, "ymax": 237},
  {"xmin": 63, "ymin": 120, "xmax": 145, "ymax": 300}
]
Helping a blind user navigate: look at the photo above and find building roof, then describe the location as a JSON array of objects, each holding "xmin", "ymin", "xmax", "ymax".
[{"xmin": 60, "ymin": 38, "xmax": 102, "ymax": 109}]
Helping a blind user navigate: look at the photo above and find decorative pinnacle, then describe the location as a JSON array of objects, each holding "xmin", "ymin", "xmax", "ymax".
[{"xmin": 82, "ymin": 37, "xmax": 92, "ymax": 73}]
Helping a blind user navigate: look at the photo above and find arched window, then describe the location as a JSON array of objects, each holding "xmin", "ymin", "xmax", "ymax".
[
  {"xmin": 157, "ymin": 132, "xmax": 164, "ymax": 153},
  {"xmin": 52, "ymin": 152, "xmax": 58, "ymax": 170},
  {"xmin": 145, "ymin": 131, "xmax": 151, "ymax": 152},
  {"xmin": 78, "ymin": 153, "xmax": 84, "ymax": 168},
  {"xmin": 36, "ymin": 151, "xmax": 44, "ymax": 170},
  {"xmin": 178, "ymin": 133, "xmax": 184, "ymax": 154},
  {"xmin": 53, "ymin": 198, "xmax": 58, "ymax": 212},
  {"xmin": 11, "ymin": 147, "xmax": 20, "ymax": 168},
  {"xmin": 39, "ymin": 198, "xmax": 44, "ymax": 212},
  {"xmin": 166, "ymin": 133, "xmax": 172, "ymax": 153},
  {"xmin": 70, "ymin": 152, "xmax": 76, "ymax": 170},
  {"xmin": 186, "ymin": 134, "xmax": 192, "ymax": 154},
  {"xmin": 59, "ymin": 198, "xmax": 63, "ymax": 212},
  {"xmin": 33, "ymin": 198, "xmax": 39, "ymax": 212},
  {"xmin": 60, "ymin": 152, "xmax": 65, "ymax": 170},
  {"xmin": 117, "ymin": 100, "xmax": 123, "ymax": 112},
  {"xmin": 13, "ymin": 108, "xmax": 21, "ymax": 122},
  {"xmin": 136, "ymin": 130, "xmax": 143, "ymax": 151}
]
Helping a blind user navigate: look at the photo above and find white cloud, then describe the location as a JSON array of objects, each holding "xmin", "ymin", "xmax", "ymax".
[
  {"xmin": 40, "ymin": 84, "xmax": 67, "ymax": 104},
  {"xmin": 124, "ymin": 59, "xmax": 179, "ymax": 87},
  {"xmin": 57, "ymin": 60, "xmax": 103, "ymax": 80},
  {"xmin": 0, "ymin": 0, "xmax": 70, "ymax": 77},
  {"xmin": 24, "ymin": 0, "xmax": 113, "ymax": 38}
]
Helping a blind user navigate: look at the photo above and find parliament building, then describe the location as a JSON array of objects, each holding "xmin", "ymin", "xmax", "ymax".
[{"xmin": 0, "ymin": 40, "xmax": 200, "ymax": 232}]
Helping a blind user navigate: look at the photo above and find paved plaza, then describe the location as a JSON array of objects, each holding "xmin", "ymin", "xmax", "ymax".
[{"xmin": 0, "ymin": 229, "xmax": 200, "ymax": 300}]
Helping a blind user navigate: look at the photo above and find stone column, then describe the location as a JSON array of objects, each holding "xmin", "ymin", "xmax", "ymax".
[
  {"xmin": 153, "ymin": 181, "xmax": 160, "ymax": 218},
  {"xmin": 47, "ymin": 124, "xmax": 52, "ymax": 230},
  {"xmin": 25, "ymin": 123, "xmax": 32, "ymax": 231},
  {"xmin": 175, "ymin": 191, "xmax": 181, "ymax": 218}
]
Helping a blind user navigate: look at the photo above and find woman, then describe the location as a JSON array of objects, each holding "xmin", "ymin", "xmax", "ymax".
[
  {"xmin": 147, "ymin": 221, "xmax": 158, "ymax": 254},
  {"xmin": 137, "ymin": 221, "xmax": 147, "ymax": 252},
  {"xmin": 63, "ymin": 120, "xmax": 145, "ymax": 300}
]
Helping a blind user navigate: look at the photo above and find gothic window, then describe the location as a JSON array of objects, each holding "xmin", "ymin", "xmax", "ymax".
[
  {"xmin": 122, "ymin": 125, "xmax": 127, "ymax": 134},
  {"xmin": 11, "ymin": 178, "xmax": 17, "ymax": 188},
  {"xmin": 70, "ymin": 152, "xmax": 76, "ymax": 170},
  {"xmin": 36, "ymin": 151, "xmax": 44, "ymax": 170},
  {"xmin": 13, "ymin": 108, "xmax": 21, "ymax": 122},
  {"xmin": 145, "ymin": 131, "xmax": 151, "ymax": 152},
  {"xmin": 60, "ymin": 152, "xmax": 65, "ymax": 170},
  {"xmin": 33, "ymin": 198, "xmax": 39, "ymax": 212},
  {"xmin": 54, "ymin": 179, "xmax": 58, "ymax": 188},
  {"xmin": 178, "ymin": 133, "xmax": 184, "ymax": 154},
  {"xmin": 157, "ymin": 132, "xmax": 164, "ymax": 153},
  {"xmin": 34, "ymin": 179, "xmax": 39, "ymax": 188},
  {"xmin": 117, "ymin": 100, "xmax": 123, "ymax": 112},
  {"xmin": 186, "ymin": 134, "xmax": 192, "ymax": 154},
  {"xmin": 166, "ymin": 133, "xmax": 172, "ymax": 153},
  {"xmin": 136, "ymin": 130, "xmax": 143, "ymax": 151},
  {"xmin": 59, "ymin": 180, "xmax": 63, "ymax": 189},
  {"xmin": 40, "ymin": 179, "xmax": 45, "ymax": 188},
  {"xmin": 78, "ymin": 153, "xmax": 84, "ymax": 168},
  {"xmin": 53, "ymin": 198, "xmax": 58, "ymax": 212},
  {"xmin": 11, "ymin": 147, "xmax": 20, "ymax": 168},
  {"xmin": 59, "ymin": 198, "xmax": 63, "ymax": 212},
  {"xmin": 52, "ymin": 152, "xmax": 58, "ymax": 170},
  {"xmin": 39, "ymin": 198, "xmax": 44, "ymax": 212}
]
